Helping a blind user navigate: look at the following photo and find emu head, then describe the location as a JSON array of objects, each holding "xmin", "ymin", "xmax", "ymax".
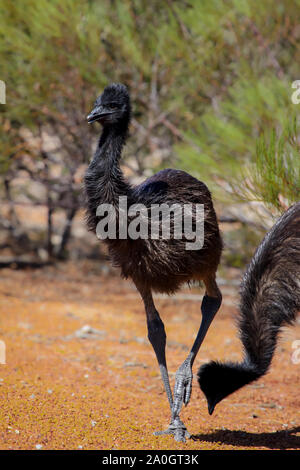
[{"xmin": 87, "ymin": 83, "xmax": 131, "ymax": 126}]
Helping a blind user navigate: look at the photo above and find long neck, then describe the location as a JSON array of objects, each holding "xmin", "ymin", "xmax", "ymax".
[{"xmin": 85, "ymin": 123, "xmax": 132, "ymax": 232}]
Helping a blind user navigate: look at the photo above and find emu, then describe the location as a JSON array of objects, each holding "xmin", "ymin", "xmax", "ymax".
[
  {"xmin": 198, "ymin": 201, "xmax": 300, "ymax": 415},
  {"xmin": 84, "ymin": 83, "xmax": 222, "ymax": 442}
]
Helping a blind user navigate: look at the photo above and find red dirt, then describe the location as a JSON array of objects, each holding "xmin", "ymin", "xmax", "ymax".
[{"xmin": 0, "ymin": 262, "xmax": 299, "ymax": 450}]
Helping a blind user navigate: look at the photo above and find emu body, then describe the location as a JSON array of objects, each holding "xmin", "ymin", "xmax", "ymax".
[
  {"xmin": 84, "ymin": 84, "xmax": 222, "ymax": 441},
  {"xmin": 198, "ymin": 201, "xmax": 300, "ymax": 415}
]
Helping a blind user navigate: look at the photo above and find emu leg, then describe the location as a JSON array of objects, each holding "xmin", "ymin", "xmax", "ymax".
[
  {"xmin": 138, "ymin": 288, "xmax": 173, "ymax": 407},
  {"xmin": 147, "ymin": 314, "xmax": 190, "ymax": 442},
  {"xmin": 156, "ymin": 294, "xmax": 221, "ymax": 443},
  {"xmin": 147, "ymin": 311, "xmax": 190, "ymax": 441},
  {"xmin": 138, "ymin": 287, "xmax": 190, "ymax": 440},
  {"xmin": 146, "ymin": 309, "xmax": 190, "ymax": 441},
  {"xmin": 172, "ymin": 279, "xmax": 222, "ymax": 438},
  {"xmin": 147, "ymin": 315, "xmax": 173, "ymax": 408}
]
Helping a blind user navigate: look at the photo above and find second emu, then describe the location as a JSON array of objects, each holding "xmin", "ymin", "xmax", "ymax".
[{"xmin": 198, "ymin": 201, "xmax": 300, "ymax": 415}]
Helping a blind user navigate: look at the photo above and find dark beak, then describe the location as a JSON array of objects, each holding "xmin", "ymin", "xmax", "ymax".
[
  {"xmin": 87, "ymin": 105, "xmax": 105, "ymax": 124},
  {"xmin": 207, "ymin": 398, "xmax": 217, "ymax": 415},
  {"xmin": 208, "ymin": 403, "xmax": 215, "ymax": 415}
]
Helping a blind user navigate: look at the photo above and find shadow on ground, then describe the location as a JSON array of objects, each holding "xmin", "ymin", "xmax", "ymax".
[{"xmin": 191, "ymin": 426, "xmax": 300, "ymax": 449}]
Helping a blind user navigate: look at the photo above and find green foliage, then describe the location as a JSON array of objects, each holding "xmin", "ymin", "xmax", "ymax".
[
  {"xmin": 0, "ymin": 0, "xmax": 299, "ymax": 207},
  {"xmin": 240, "ymin": 119, "xmax": 300, "ymax": 210},
  {"xmin": 175, "ymin": 0, "xmax": 300, "ymax": 205},
  {"xmin": 222, "ymin": 224, "xmax": 264, "ymax": 268}
]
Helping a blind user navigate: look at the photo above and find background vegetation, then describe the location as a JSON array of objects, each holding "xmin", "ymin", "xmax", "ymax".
[{"xmin": 0, "ymin": 0, "xmax": 299, "ymax": 264}]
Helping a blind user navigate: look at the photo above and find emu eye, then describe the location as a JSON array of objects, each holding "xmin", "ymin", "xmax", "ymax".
[{"xmin": 106, "ymin": 103, "xmax": 118, "ymax": 110}]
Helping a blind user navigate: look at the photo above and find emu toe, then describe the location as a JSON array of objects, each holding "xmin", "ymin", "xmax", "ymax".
[{"xmin": 154, "ymin": 418, "xmax": 191, "ymax": 442}]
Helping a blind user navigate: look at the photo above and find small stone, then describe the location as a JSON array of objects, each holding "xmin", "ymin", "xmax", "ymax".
[
  {"xmin": 35, "ymin": 444, "xmax": 43, "ymax": 450},
  {"xmin": 73, "ymin": 325, "xmax": 105, "ymax": 340}
]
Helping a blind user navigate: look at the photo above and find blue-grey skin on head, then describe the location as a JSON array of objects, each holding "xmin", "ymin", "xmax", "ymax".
[{"xmin": 87, "ymin": 83, "xmax": 131, "ymax": 126}]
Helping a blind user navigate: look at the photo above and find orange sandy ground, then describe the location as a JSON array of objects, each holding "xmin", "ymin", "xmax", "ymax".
[{"xmin": 0, "ymin": 261, "xmax": 299, "ymax": 450}]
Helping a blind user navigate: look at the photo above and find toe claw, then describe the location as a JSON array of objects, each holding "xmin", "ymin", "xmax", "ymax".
[{"xmin": 175, "ymin": 430, "xmax": 185, "ymax": 442}]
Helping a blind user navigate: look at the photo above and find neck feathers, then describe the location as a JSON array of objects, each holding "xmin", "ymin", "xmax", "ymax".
[{"xmin": 84, "ymin": 123, "xmax": 132, "ymax": 232}]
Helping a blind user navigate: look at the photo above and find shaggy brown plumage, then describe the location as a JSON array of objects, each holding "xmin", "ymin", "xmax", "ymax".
[{"xmin": 84, "ymin": 83, "xmax": 222, "ymax": 442}]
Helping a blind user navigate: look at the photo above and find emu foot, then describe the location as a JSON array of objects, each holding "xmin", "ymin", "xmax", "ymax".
[
  {"xmin": 154, "ymin": 418, "xmax": 191, "ymax": 442},
  {"xmin": 172, "ymin": 360, "xmax": 193, "ymax": 417}
]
